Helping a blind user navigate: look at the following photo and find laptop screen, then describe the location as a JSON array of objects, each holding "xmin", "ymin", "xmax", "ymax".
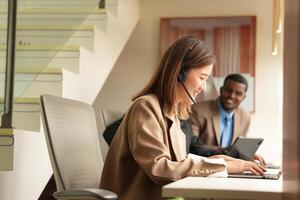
[{"xmin": 227, "ymin": 137, "xmax": 264, "ymax": 160}]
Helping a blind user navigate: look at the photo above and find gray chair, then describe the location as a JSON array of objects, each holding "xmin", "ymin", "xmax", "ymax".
[
  {"xmin": 100, "ymin": 109, "xmax": 123, "ymax": 129},
  {"xmin": 40, "ymin": 94, "xmax": 117, "ymax": 200}
]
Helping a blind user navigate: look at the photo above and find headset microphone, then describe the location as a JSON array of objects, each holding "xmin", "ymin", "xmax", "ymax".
[
  {"xmin": 178, "ymin": 74, "xmax": 196, "ymax": 104},
  {"xmin": 177, "ymin": 39, "xmax": 200, "ymax": 104}
]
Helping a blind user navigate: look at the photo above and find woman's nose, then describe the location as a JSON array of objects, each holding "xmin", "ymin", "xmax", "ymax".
[
  {"xmin": 198, "ymin": 81, "xmax": 207, "ymax": 92},
  {"xmin": 202, "ymin": 81, "xmax": 207, "ymax": 90}
]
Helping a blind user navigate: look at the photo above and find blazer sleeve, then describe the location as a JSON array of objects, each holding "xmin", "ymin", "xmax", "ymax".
[
  {"xmin": 237, "ymin": 107, "xmax": 251, "ymax": 137},
  {"xmin": 127, "ymin": 98, "xmax": 226, "ymax": 185}
]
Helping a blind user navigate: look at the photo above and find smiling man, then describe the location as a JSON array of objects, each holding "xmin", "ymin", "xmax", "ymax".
[{"xmin": 187, "ymin": 74, "xmax": 267, "ymax": 163}]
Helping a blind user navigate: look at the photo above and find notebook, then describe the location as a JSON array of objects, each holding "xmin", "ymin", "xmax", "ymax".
[{"xmin": 228, "ymin": 168, "xmax": 282, "ymax": 180}]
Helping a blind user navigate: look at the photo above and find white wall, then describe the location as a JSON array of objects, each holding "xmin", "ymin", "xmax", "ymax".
[
  {"xmin": 0, "ymin": 1, "xmax": 141, "ymax": 199},
  {"xmin": 94, "ymin": 0, "xmax": 283, "ymax": 164},
  {"xmin": 0, "ymin": 128, "xmax": 52, "ymax": 200},
  {"xmin": 63, "ymin": 0, "xmax": 140, "ymax": 105}
]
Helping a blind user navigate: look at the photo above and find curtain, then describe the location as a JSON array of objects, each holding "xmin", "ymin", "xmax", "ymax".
[
  {"xmin": 160, "ymin": 19, "xmax": 205, "ymax": 57},
  {"xmin": 213, "ymin": 26, "xmax": 240, "ymax": 76},
  {"xmin": 213, "ymin": 24, "xmax": 255, "ymax": 77}
]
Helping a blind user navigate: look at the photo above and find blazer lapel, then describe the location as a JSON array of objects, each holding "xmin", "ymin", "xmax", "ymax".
[
  {"xmin": 232, "ymin": 110, "xmax": 240, "ymax": 144},
  {"xmin": 211, "ymin": 100, "xmax": 221, "ymax": 146}
]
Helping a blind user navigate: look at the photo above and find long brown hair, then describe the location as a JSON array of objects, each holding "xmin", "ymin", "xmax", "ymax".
[{"xmin": 133, "ymin": 36, "xmax": 215, "ymax": 118}]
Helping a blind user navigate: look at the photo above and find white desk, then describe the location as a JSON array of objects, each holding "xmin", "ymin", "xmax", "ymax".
[{"xmin": 162, "ymin": 177, "xmax": 282, "ymax": 200}]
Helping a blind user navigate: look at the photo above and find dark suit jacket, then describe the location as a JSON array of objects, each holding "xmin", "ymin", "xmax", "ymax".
[
  {"xmin": 180, "ymin": 120, "xmax": 228, "ymax": 157},
  {"xmin": 189, "ymin": 98, "xmax": 251, "ymax": 146},
  {"xmin": 103, "ymin": 117, "xmax": 123, "ymax": 145}
]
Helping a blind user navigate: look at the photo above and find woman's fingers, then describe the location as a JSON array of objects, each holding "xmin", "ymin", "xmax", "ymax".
[
  {"xmin": 245, "ymin": 161, "xmax": 265, "ymax": 175},
  {"xmin": 226, "ymin": 159, "xmax": 266, "ymax": 175},
  {"xmin": 252, "ymin": 154, "xmax": 267, "ymax": 166}
]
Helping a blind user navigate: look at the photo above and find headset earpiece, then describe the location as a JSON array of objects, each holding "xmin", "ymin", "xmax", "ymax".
[
  {"xmin": 178, "ymin": 67, "xmax": 196, "ymax": 104},
  {"xmin": 178, "ymin": 68, "xmax": 186, "ymax": 82},
  {"xmin": 178, "ymin": 39, "xmax": 199, "ymax": 83}
]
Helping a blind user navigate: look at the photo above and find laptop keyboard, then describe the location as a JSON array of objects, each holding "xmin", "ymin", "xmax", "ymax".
[
  {"xmin": 229, "ymin": 168, "xmax": 282, "ymax": 180},
  {"xmin": 263, "ymin": 168, "xmax": 282, "ymax": 180}
]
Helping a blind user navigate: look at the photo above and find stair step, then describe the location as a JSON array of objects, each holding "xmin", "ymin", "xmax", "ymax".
[
  {"xmin": 0, "ymin": 97, "xmax": 39, "ymax": 104},
  {"xmin": 0, "ymin": 25, "xmax": 95, "ymax": 50},
  {"xmin": 0, "ymin": 59, "xmax": 78, "ymax": 74},
  {"xmin": 0, "ymin": 97, "xmax": 40, "ymax": 111},
  {"xmin": 18, "ymin": 1, "xmax": 101, "ymax": 9},
  {"xmin": 0, "ymin": 25, "xmax": 94, "ymax": 35},
  {"xmin": 0, "ymin": 67, "xmax": 62, "ymax": 74},
  {"xmin": 0, "ymin": 67, "xmax": 62, "ymax": 100},
  {"xmin": 0, "ymin": 67, "xmax": 62, "ymax": 82},
  {"xmin": 14, "ymin": 80, "xmax": 62, "ymax": 100},
  {"xmin": 0, "ymin": 0, "xmax": 118, "ymax": 9},
  {"xmin": 0, "ymin": 44, "xmax": 79, "ymax": 50},
  {"xmin": 2, "ymin": 8, "xmax": 106, "ymax": 14},
  {"xmin": 0, "ymin": 45, "xmax": 79, "ymax": 73},
  {"xmin": 0, "ymin": 45, "xmax": 80, "ymax": 60},
  {"xmin": 0, "ymin": 97, "xmax": 41, "ymax": 132},
  {"xmin": 0, "ymin": 8, "xmax": 107, "ymax": 26}
]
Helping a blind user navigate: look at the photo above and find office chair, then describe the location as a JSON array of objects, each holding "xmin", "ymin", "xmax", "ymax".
[
  {"xmin": 100, "ymin": 109, "xmax": 123, "ymax": 129},
  {"xmin": 40, "ymin": 94, "xmax": 117, "ymax": 200}
]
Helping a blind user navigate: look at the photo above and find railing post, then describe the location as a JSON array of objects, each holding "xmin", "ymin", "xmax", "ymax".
[
  {"xmin": 98, "ymin": 0, "xmax": 105, "ymax": 9},
  {"xmin": 1, "ymin": 0, "xmax": 18, "ymax": 128}
]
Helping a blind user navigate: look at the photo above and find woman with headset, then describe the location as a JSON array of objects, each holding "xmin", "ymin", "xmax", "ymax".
[{"xmin": 100, "ymin": 36, "xmax": 264, "ymax": 200}]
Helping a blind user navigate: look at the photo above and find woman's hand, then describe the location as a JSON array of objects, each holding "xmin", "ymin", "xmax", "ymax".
[{"xmin": 226, "ymin": 159, "xmax": 265, "ymax": 175}]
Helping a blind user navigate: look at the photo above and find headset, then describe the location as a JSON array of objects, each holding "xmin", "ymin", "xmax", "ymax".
[{"xmin": 177, "ymin": 40, "xmax": 198, "ymax": 104}]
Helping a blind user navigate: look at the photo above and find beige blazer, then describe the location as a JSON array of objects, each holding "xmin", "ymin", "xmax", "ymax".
[
  {"xmin": 189, "ymin": 98, "xmax": 251, "ymax": 146},
  {"xmin": 100, "ymin": 94, "xmax": 226, "ymax": 200}
]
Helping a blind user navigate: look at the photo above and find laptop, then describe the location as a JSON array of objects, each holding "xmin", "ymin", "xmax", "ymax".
[
  {"xmin": 228, "ymin": 168, "xmax": 282, "ymax": 180},
  {"xmin": 227, "ymin": 136, "xmax": 264, "ymax": 160},
  {"xmin": 226, "ymin": 137, "xmax": 281, "ymax": 179}
]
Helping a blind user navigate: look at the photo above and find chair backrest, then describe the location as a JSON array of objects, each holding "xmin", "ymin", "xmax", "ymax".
[
  {"xmin": 100, "ymin": 109, "xmax": 123, "ymax": 129},
  {"xmin": 40, "ymin": 94, "xmax": 104, "ymax": 191}
]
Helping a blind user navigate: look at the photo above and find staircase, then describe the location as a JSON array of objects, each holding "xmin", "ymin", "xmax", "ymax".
[
  {"xmin": 0, "ymin": 0, "xmax": 139, "ymax": 199},
  {"xmin": 0, "ymin": 0, "xmax": 140, "ymax": 132}
]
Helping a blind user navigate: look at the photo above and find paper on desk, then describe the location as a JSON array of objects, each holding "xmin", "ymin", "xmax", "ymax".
[{"xmin": 187, "ymin": 153, "xmax": 228, "ymax": 178}]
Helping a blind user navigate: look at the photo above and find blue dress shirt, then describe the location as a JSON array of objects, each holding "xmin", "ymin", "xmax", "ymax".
[{"xmin": 218, "ymin": 102, "xmax": 234, "ymax": 147}]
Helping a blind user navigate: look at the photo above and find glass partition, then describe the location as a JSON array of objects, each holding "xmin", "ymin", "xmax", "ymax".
[
  {"xmin": 0, "ymin": 0, "xmax": 8, "ymax": 112},
  {"xmin": 0, "ymin": 0, "xmax": 105, "ymax": 130},
  {"xmin": 13, "ymin": 0, "xmax": 99, "ymax": 110}
]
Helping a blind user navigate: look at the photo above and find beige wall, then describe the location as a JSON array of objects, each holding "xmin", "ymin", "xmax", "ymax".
[{"xmin": 94, "ymin": 0, "xmax": 283, "ymax": 163}]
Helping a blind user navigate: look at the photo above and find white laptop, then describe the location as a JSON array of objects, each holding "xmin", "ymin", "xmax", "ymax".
[{"xmin": 228, "ymin": 167, "xmax": 282, "ymax": 180}]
